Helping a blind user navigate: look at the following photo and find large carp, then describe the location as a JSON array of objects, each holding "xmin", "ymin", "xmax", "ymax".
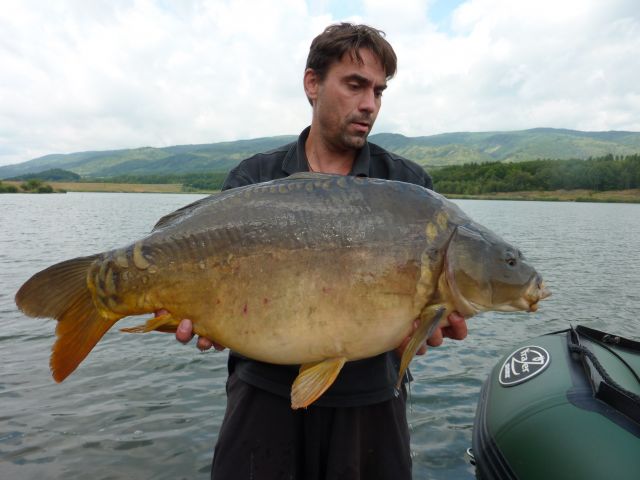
[{"xmin": 15, "ymin": 173, "xmax": 549, "ymax": 408}]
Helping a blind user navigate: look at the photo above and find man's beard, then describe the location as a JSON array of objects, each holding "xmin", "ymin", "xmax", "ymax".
[
  {"xmin": 338, "ymin": 114, "xmax": 373, "ymax": 150},
  {"xmin": 340, "ymin": 131, "xmax": 367, "ymax": 149}
]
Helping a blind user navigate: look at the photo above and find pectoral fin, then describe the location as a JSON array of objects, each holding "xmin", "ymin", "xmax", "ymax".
[
  {"xmin": 396, "ymin": 305, "xmax": 446, "ymax": 388},
  {"xmin": 120, "ymin": 312, "xmax": 180, "ymax": 333},
  {"xmin": 291, "ymin": 357, "xmax": 347, "ymax": 409}
]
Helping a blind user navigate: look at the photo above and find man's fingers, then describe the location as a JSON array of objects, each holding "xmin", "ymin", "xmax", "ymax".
[
  {"xmin": 156, "ymin": 311, "xmax": 225, "ymax": 351},
  {"xmin": 442, "ymin": 312, "xmax": 468, "ymax": 340},
  {"xmin": 157, "ymin": 310, "xmax": 196, "ymax": 344},
  {"xmin": 426, "ymin": 326, "xmax": 444, "ymax": 347},
  {"xmin": 196, "ymin": 336, "xmax": 214, "ymax": 351},
  {"xmin": 425, "ymin": 311, "xmax": 465, "ymax": 347},
  {"xmin": 396, "ymin": 311, "xmax": 468, "ymax": 358},
  {"xmin": 173, "ymin": 317, "xmax": 225, "ymax": 351},
  {"xmin": 176, "ymin": 318, "xmax": 195, "ymax": 344}
]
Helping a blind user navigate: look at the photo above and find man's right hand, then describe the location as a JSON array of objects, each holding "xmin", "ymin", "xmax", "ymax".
[
  {"xmin": 155, "ymin": 310, "xmax": 226, "ymax": 351},
  {"xmin": 176, "ymin": 318, "xmax": 226, "ymax": 351}
]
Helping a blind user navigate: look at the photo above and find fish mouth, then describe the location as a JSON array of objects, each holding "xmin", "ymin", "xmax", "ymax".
[
  {"xmin": 523, "ymin": 278, "xmax": 551, "ymax": 312},
  {"xmin": 491, "ymin": 276, "xmax": 552, "ymax": 313}
]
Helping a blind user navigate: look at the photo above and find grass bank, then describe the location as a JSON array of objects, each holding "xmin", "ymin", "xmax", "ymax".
[
  {"xmin": 2, "ymin": 181, "xmax": 193, "ymax": 193},
  {"xmin": 446, "ymin": 189, "xmax": 640, "ymax": 203},
  {"xmin": 54, "ymin": 181, "xmax": 187, "ymax": 193},
  {"xmin": 4, "ymin": 179, "xmax": 223, "ymax": 193}
]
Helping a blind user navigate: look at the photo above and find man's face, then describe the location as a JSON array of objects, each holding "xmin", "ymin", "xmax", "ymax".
[{"xmin": 306, "ymin": 48, "xmax": 387, "ymax": 151}]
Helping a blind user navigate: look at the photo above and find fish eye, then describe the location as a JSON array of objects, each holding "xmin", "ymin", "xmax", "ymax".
[{"xmin": 505, "ymin": 253, "xmax": 518, "ymax": 267}]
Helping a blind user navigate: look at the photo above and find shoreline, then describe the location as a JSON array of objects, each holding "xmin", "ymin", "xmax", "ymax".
[
  {"xmin": 3, "ymin": 181, "xmax": 640, "ymax": 203},
  {"xmin": 3, "ymin": 181, "xmax": 196, "ymax": 194},
  {"xmin": 50, "ymin": 181, "xmax": 189, "ymax": 193},
  {"xmin": 446, "ymin": 189, "xmax": 640, "ymax": 203}
]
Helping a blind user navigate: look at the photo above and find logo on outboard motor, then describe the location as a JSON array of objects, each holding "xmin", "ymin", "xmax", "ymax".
[{"xmin": 499, "ymin": 346, "xmax": 550, "ymax": 387}]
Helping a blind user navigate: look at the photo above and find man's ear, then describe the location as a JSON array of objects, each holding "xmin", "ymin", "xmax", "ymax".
[{"xmin": 303, "ymin": 68, "xmax": 319, "ymax": 105}]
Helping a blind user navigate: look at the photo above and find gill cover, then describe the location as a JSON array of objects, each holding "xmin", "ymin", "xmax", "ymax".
[{"xmin": 445, "ymin": 223, "xmax": 539, "ymax": 314}]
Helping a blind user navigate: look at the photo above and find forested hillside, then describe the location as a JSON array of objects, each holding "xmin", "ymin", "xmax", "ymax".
[{"xmin": 432, "ymin": 154, "xmax": 640, "ymax": 194}]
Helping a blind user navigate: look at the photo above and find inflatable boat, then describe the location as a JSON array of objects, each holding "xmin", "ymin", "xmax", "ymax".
[{"xmin": 470, "ymin": 325, "xmax": 640, "ymax": 479}]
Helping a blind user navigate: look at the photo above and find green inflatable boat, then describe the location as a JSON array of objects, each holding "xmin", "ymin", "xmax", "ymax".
[{"xmin": 471, "ymin": 325, "xmax": 640, "ymax": 479}]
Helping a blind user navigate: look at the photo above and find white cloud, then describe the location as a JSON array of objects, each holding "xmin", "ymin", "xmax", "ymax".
[
  {"xmin": 0, "ymin": 0, "xmax": 638, "ymax": 166},
  {"xmin": 375, "ymin": 0, "xmax": 640, "ymax": 136}
]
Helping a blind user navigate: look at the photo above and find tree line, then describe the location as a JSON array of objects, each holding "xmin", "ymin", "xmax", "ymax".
[
  {"xmin": 431, "ymin": 154, "xmax": 640, "ymax": 194},
  {"xmin": 85, "ymin": 172, "xmax": 228, "ymax": 191},
  {"xmin": 6, "ymin": 168, "xmax": 80, "ymax": 182},
  {"xmin": 0, "ymin": 179, "xmax": 58, "ymax": 193}
]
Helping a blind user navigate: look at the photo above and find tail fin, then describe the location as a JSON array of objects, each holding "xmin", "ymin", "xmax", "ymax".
[{"xmin": 15, "ymin": 255, "xmax": 121, "ymax": 382}]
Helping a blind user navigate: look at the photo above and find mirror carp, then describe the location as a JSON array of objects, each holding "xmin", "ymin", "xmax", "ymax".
[{"xmin": 15, "ymin": 173, "xmax": 550, "ymax": 408}]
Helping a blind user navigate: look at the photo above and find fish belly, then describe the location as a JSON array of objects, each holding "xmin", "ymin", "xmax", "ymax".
[{"xmin": 160, "ymin": 245, "xmax": 423, "ymax": 365}]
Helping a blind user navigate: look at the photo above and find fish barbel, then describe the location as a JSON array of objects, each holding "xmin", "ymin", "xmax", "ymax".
[{"xmin": 15, "ymin": 173, "xmax": 550, "ymax": 408}]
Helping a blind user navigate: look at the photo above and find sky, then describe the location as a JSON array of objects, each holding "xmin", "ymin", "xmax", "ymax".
[{"xmin": 1, "ymin": 0, "xmax": 639, "ymax": 166}]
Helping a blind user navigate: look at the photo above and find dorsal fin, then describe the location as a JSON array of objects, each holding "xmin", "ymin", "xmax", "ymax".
[
  {"xmin": 152, "ymin": 195, "xmax": 217, "ymax": 231},
  {"xmin": 152, "ymin": 172, "xmax": 339, "ymax": 231},
  {"xmin": 287, "ymin": 172, "xmax": 339, "ymax": 180}
]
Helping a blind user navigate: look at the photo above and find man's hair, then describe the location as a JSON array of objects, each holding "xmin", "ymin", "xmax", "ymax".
[{"xmin": 306, "ymin": 23, "xmax": 397, "ymax": 81}]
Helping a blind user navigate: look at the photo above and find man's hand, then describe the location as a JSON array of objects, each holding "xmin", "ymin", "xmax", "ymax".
[
  {"xmin": 176, "ymin": 318, "xmax": 226, "ymax": 351},
  {"xmin": 395, "ymin": 311, "xmax": 467, "ymax": 357},
  {"xmin": 154, "ymin": 310, "xmax": 225, "ymax": 352}
]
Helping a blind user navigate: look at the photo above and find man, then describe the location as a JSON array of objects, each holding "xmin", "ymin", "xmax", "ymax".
[{"xmin": 172, "ymin": 23, "xmax": 467, "ymax": 479}]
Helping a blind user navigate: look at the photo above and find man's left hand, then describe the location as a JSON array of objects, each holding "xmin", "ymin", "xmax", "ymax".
[{"xmin": 395, "ymin": 311, "xmax": 467, "ymax": 357}]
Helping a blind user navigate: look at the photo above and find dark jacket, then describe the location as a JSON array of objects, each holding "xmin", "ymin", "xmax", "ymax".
[{"xmin": 221, "ymin": 127, "xmax": 433, "ymax": 407}]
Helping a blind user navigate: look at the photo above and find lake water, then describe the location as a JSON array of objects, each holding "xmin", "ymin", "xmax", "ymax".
[{"xmin": 1, "ymin": 192, "xmax": 639, "ymax": 479}]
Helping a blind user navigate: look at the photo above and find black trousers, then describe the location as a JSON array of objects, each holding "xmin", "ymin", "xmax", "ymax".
[{"xmin": 211, "ymin": 373, "xmax": 412, "ymax": 480}]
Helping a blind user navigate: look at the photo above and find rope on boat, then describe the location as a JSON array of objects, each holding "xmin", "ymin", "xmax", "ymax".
[{"xmin": 569, "ymin": 343, "xmax": 640, "ymax": 405}]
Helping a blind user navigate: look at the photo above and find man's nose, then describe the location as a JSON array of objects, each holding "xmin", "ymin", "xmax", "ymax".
[{"xmin": 358, "ymin": 88, "xmax": 377, "ymax": 113}]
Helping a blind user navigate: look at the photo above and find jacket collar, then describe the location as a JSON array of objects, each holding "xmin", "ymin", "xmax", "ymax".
[{"xmin": 282, "ymin": 126, "xmax": 371, "ymax": 177}]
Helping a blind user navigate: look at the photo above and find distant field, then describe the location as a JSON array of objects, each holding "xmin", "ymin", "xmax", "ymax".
[
  {"xmin": 55, "ymin": 181, "xmax": 188, "ymax": 193},
  {"xmin": 447, "ymin": 189, "xmax": 640, "ymax": 203},
  {"xmin": 4, "ymin": 181, "xmax": 188, "ymax": 193}
]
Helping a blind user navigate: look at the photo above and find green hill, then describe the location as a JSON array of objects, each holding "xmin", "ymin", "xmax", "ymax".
[
  {"xmin": 6, "ymin": 168, "xmax": 80, "ymax": 181},
  {"xmin": 2, "ymin": 128, "xmax": 640, "ymax": 179},
  {"xmin": 371, "ymin": 129, "xmax": 640, "ymax": 166}
]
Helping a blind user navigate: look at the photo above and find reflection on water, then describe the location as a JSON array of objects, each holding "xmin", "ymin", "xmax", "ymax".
[{"xmin": 1, "ymin": 193, "xmax": 639, "ymax": 479}]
